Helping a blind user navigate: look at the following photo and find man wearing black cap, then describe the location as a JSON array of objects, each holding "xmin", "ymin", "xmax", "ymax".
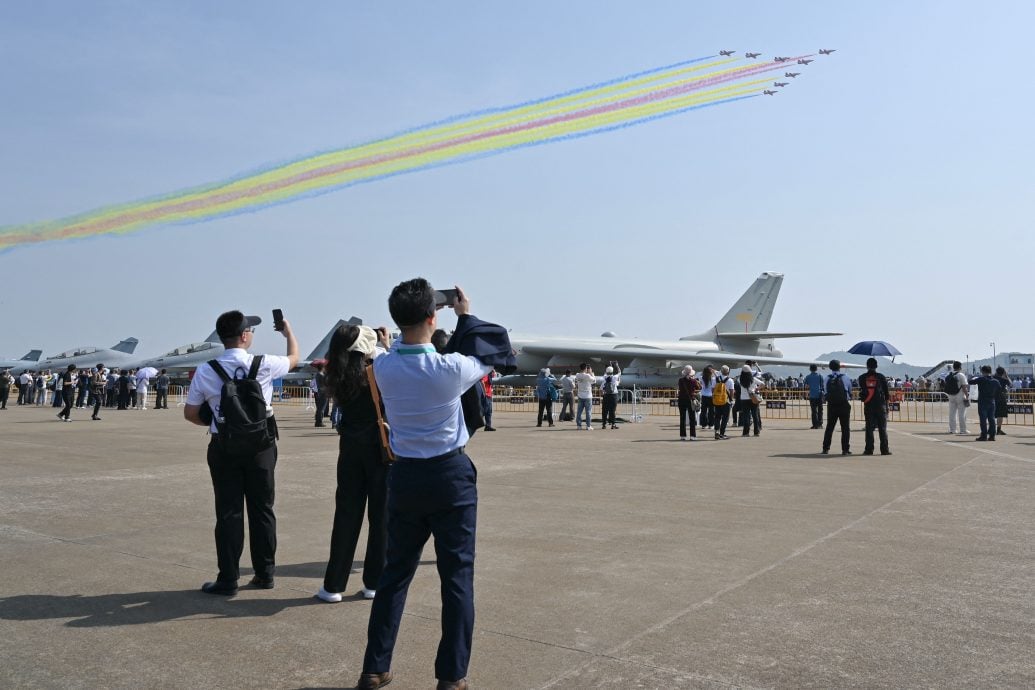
[
  {"xmin": 858, "ymin": 357, "xmax": 891, "ymax": 455},
  {"xmin": 183, "ymin": 310, "xmax": 298, "ymax": 595}
]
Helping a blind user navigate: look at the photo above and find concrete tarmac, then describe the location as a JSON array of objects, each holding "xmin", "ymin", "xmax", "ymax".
[{"xmin": 0, "ymin": 404, "xmax": 1032, "ymax": 689}]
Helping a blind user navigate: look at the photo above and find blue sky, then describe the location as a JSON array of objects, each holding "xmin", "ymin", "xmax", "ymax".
[{"xmin": 1, "ymin": 1, "xmax": 1031, "ymax": 365}]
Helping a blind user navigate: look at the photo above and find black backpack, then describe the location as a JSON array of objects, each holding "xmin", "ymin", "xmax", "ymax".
[
  {"xmin": 944, "ymin": 373, "xmax": 961, "ymax": 395},
  {"xmin": 827, "ymin": 373, "xmax": 848, "ymax": 404},
  {"xmin": 208, "ymin": 356, "xmax": 275, "ymax": 455}
]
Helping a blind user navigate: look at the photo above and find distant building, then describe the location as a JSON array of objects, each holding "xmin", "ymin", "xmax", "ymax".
[{"xmin": 1001, "ymin": 352, "xmax": 1034, "ymax": 379}]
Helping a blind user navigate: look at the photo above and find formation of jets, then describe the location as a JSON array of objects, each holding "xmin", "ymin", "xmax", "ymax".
[
  {"xmin": 797, "ymin": 58, "xmax": 813, "ymax": 65},
  {"xmin": 774, "ymin": 56, "xmax": 790, "ymax": 62},
  {"xmin": 745, "ymin": 52, "xmax": 761, "ymax": 59}
]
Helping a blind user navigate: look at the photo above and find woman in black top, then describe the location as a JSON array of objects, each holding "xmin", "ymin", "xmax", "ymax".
[
  {"xmin": 994, "ymin": 366, "xmax": 1011, "ymax": 435},
  {"xmin": 316, "ymin": 324, "xmax": 391, "ymax": 603}
]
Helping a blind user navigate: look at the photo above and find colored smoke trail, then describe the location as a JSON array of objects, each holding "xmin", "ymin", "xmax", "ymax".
[{"xmin": 0, "ymin": 54, "xmax": 813, "ymax": 251}]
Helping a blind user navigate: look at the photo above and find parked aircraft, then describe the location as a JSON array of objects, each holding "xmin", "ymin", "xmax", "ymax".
[
  {"xmin": 797, "ymin": 59, "xmax": 814, "ymax": 65},
  {"xmin": 774, "ymin": 56, "xmax": 790, "ymax": 62},
  {"xmin": 785, "ymin": 72, "xmax": 800, "ymax": 78},
  {"xmin": 764, "ymin": 90, "xmax": 778, "ymax": 96},
  {"xmin": 281, "ymin": 317, "xmax": 364, "ymax": 381},
  {"xmin": 719, "ymin": 50, "xmax": 735, "ymax": 56},
  {"xmin": 0, "ymin": 350, "xmax": 42, "ymax": 375},
  {"xmin": 745, "ymin": 52, "xmax": 761, "ymax": 59},
  {"xmin": 501, "ymin": 273, "xmax": 849, "ymax": 387},
  {"xmin": 36, "ymin": 338, "xmax": 141, "ymax": 371},
  {"xmin": 819, "ymin": 48, "xmax": 836, "ymax": 55},
  {"xmin": 774, "ymin": 82, "xmax": 788, "ymax": 87},
  {"xmin": 137, "ymin": 330, "xmax": 223, "ymax": 374}
]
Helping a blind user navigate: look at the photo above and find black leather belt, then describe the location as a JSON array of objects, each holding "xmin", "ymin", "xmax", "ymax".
[{"xmin": 395, "ymin": 446, "xmax": 465, "ymax": 463}]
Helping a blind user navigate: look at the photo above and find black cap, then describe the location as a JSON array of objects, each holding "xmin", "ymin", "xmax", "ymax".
[{"xmin": 215, "ymin": 310, "xmax": 262, "ymax": 339}]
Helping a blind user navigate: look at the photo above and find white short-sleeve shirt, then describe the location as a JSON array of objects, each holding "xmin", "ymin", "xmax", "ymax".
[{"xmin": 186, "ymin": 348, "xmax": 292, "ymax": 433}]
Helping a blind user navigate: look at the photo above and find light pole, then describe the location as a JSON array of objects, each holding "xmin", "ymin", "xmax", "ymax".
[
  {"xmin": 990, "ymin": 342, "xmax": 996, "ymax": 369},
  {"xmin": 965, "ymin": 354, "xmax": 969, "ymax": 374}
]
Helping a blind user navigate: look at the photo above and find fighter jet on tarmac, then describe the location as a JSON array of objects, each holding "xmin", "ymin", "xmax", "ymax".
[
  {"xmin": 37, "ymin": 338, "xmax": 141, "ymax": 372},
  {"xmin": 501, "ymin": 273, "xmax": 850, "ymax": 387},
  {"xmin": 819, "ymin": 48, "xmax": 836, "ymax": 55},
  {"xmin": 774, "ymin": 82, "xmax": 788, "ymax": 87},
  {"xmin": 745, "ymin": 52, "xmax": 761, "ymax": 59},
  {"xmin": 719, "ymin": 50, "xmax": 735, "ymax": 56},
  {"xmin": 785, "ymin": 72, "xmax": 800, "ymax": 78},
  {"xmin": 0, "ymin": 350, "xmax": 43, "ymax": 375},
  {"xmin": 763, "ymin": 90, "xmax": 778, "ymax": 96},
  {"xmin": 774, "ymin": 56, "xmax": 790, "ymax": 62},
  {"xmin": 797, "ymin": 58, "xmax": 814, "ymax": 65}
]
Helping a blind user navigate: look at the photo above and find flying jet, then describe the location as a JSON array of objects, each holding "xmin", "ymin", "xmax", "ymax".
[
  {"xmin": 36, "ymin": 338, "xmax": 141, "ymax": 372},
  {"xmin": 774, "ymin": 56, "xmax": 790, "ymax": 62},
  {"xmin": 719, "ymin": 50, "xmax": 736, "ymax": 56},
  {"xmin": 797, "ymin": 58, "xmax": 814, "ymax": 65},
  {"xmin": 0, "ymin": 349, "xmax": 43, "ymax": 375},
  {"xmin": 745, "ymin": 52, "xmax": 761, "ymax": 59},
  {"xmin": 819, "ymin": 48, "xmax": 836, "ymax": 55},
  {"xmin": 763, "ymin": 90, "xmax": 778, "ymax": 96},
  {"xmin": 785, "ymin": 72, "xmax": 800, "ymax": 78},
  {"xmin": 501, "ymin": 273, "xmax": 851, "ymax": 387},
  {"xmin": 774, "ymin": 82, "xmax": 788, "ymax": 87}
]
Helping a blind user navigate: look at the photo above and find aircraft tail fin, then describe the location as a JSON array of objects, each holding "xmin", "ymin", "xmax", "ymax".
[
  {"xmin": 305, "ymin": 316, "xmax": 363, "ymax": 361},
  {"xmin": 204, "ymin": 330, "xmax": 220, "ymax": 343},
  {"xmin": 111, "ymin": 337, "xmax": 139, "ymax": 354},
  {"xmin": 21, "ymin": 350, "xmax": 43, "ymax": 361},
  {"xmin": 681, "ymin": 272, "xmax": 783, "ymax": 341}
]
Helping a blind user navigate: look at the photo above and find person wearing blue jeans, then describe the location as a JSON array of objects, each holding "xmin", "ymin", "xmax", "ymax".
[
  {"xmin": 574, "ymin": 363, "xmax": 595, "ymax": 430},
  {"xmin": 971, "ymin": 366, "xmax": 1001, "ymax": 441}
]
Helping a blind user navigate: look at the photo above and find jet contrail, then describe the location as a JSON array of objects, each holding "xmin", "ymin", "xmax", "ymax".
[{"xmin": 0, "ymin": 54, "xmax": 814, "ymax": 252}]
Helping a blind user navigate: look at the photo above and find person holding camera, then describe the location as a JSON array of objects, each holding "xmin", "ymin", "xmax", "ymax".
[
  {"xmin": 183, "ymin": 310, "xmax": 298, "ymax": 595},
  {"xmin": 535, "ymin": 367, "xmax": 557, "ymax": 427},
  {"xmin": 358, "ymin": 279, "xmax": 497, "ymax": 690},
  {"xmin": 600, "ymin": 362, "xmax": 621, "ymax": 429}
]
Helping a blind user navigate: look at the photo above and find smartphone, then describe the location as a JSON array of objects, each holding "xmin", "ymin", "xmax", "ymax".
[
  {"xmin": 435, "ymin": 289, "xmax": 459, "ymax": 308},
  {"xmin": 272, "ymin": 309, "xmax": 284, "ymax": 332}
]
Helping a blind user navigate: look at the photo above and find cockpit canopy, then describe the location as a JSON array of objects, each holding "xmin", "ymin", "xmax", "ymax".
[{"xmin": 161, "ymin": 342, "xmax": 217, "ymax": 357}]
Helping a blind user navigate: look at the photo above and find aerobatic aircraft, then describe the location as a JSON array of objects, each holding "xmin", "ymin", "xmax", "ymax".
[
  {"xmin": 797, "ymin": 59, "xmax": 814, "ymax": 65},
  {"xmin": 785, "ymin": 72, "xmax": 800, "ymax": 78},
  {"xmin": 745, "ymin": 52, "xmax": 761, "ymax": 59},
  {"xmin": 774, "ymin": 82, "xmax": 788, "ymax": 87},
  {"xmin": 819, "ymin": 48, "xmax": 836, "ymax": 55},
  {"xmin": 774, "ymin": 56, "xmax": 790, "ymax": 62},
  {"xmin": 763, "ymin": 90, "xmax": 778, "ymax": 96},
  {"xmin": 719, "ymin": 50, "xmax": 735, "ymax": 56}
]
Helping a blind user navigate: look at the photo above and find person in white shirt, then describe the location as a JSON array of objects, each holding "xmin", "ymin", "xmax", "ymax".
[
  {"xmin": 574, "ymin": 363, "xmax": 597, "ymax": 430},
  {"xmin": 135, "ymin": 369, "xmax": 151, "ymax": 409},
  {"xmin": 558, "ymin": 370, "xmax": 576, "ymax": 422},
  {"xmin": 944, "ymin": 361, "xmax": 970, "ymax": 434},
  {"xmin": 184, "ymin": 310, "xmax": 298, "ymax": 596}
]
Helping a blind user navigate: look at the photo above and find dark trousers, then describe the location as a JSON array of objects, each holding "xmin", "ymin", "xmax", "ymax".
[
  {"xmin": 53, "ymin": 389, "xmax": 64, "ymax": 407},
  {"xmin": 558, "ymin": 392, "xmax": 574, "ymax": 420},
  {"xmin": 155, "ymin": 388, "xmax": 168, "ymax": 409},
  {"xmin": 481, "ymin": 396, "xmax": 493, "ymax": 429},
  {"xmin": 323, "ymin": 435, "xmax": 388, "ymax": 594},
  {"xmin": 714, "ymin": 402, "xmax": 730, "ymax": 436},
  {"xmin": 809, "ymin": 397, "xmax": 824, "ymax": 428},
  {"xmin": 864, "ymin": 405, "xmax": 890, "ymax": 454},
  {"xmin": 75, "ymin": 385, "xmax": 87, "ymax": 408},
  {"xmin": 206, "ymin": 439, "xmax": 278, "ymax": 582},
  {"xmin": 740, "ymin": 401, "xmax": 761, "ymax": 435},
  {"xmin": 117, "ymin": 391, "xmax": 129, "ymax": 409},
  {"xmin": 315, "ymin": 392, "xmax": 328, "ymax": 426},
  {"xmin": 364, "ymin": 452, "xmax": 478, "ymax": 682},
  {"xmin": 92, "ymin": 391, "xmax": 103, "ymax": 418},
  {"xmin": 978, "ymin": 400, "xmax": 997, "ymax": 439},
  {"xmin": 601, "ymin": 393, "xmax": 618, "ymax": 427},
  {"xmin": 59, "ymin": 388, "xmax": 74, "ymax": 419},
  {"xmin": 823, "ymin": 402, "xmax": 852, "ymax": 452},
  {"xmin": 699, "ymin": 396, "xmax": 713, "ymax": 427},
  {"xmin": 0, "ymin": 387, "xmax": 8, "ymax": 409},
  {"xmin": 106, "ymin": 389, "xmax": 116, "ymax": 407},
  {"xmin": 536, "ymin": 398, "xmax": 553, "ymax": 425},
  {"xmin": 678, "ymin": 399, "xmax": 697, "ymax": 438},
  {"xmin": 130, "ymin": 390, "xmax": 137, "ymax": 408}
]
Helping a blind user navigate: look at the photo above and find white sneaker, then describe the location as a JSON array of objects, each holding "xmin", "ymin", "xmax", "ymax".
[
  {"xmin": 586, "ymin": 426, "xmax": 593, "ymax": 431},
  {"xmin": 361, "ymin": 588, "xmax": 376, "ymax": 600},
  {"xmin": 315, "ymin": 586, "xmax": 342, "ymax": 603}
]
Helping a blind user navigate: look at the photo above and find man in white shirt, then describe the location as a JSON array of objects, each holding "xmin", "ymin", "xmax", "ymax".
[
  {"xmin": 574, "ymin": 363, "xmax": 597, "ymax": 430},
  {"xmin": 184, "ymin": 310, "xmax": 298, "ymax": 596},
  {"xmin": 944, "ymin": 360, "xmax": 969, "ymax": 434}
]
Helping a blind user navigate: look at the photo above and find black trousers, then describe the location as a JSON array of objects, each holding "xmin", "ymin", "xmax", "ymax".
[
  {"xmin": 315, "ymin": 392, "xmax": 328, "ymax": 426},
  {"xmin": 823, "ymin": 402, "xmax": 852, "ymax": 452},
  {"xmin": 678, "ymin": 399, "xmax": 697, "ymax": 438},
  {"xmin": 75, "ymin": 385, "xmax": 87, "ymax": 408},
  {"xmin": 864, "ymin": 405, "xmax": 890, "ymax": 454},
  {"xmin": 714, "ymin": 402, "xmax": 730, "ymax": 436},
  {"xmin": 59, "ymin": 388, "xmax": 75, "ymax": 419},
  {"xmin": 536, "ymin": 398, "xmax": 553, "ymax": 425},
  {"xmin": 92, "ymin": 391, "xmax": 103, "ymax": 418},
  {"xmin": 155, "ymin": 388, "xmax": 168, "ymax": 409},
  {"xmin": 809, "ymin": 397, "xmax": 824, "ymax": 428},
  {"xmin": 0, "ymin": 387, "xmax": 8, "ymax": 409},
  {"xmin": 207, "ymin": 439, "xmax": 278, "ymax": 582},
  {"xmin": 699, "ymin": 396, "xmax": 713, "ymax": 427},
  {"xmin": 323, "ymin": 434, "xmax": 388, "ymax": 594},
  {"xmin": 601, "ymin": 393, "xmax": 618, "ymax": 426}
]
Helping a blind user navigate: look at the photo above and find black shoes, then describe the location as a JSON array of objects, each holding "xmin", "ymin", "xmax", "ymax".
[
  {"xmin": 248, "ymin": 575, "xmax": 274, "ymax": 589},
  {"xmin": 201, "ymin": 580, "xmax": 238, "ymax": 596},
  {"xmin": 842, "ymin": 450, "xmax": 853, "ymax": 456},
  {"xmin": 356, "ymin": 671, "xmax": 394, "ymax": 689},
  {"xmin": 484, "ymin": 426, "xmax": 496, "ymax": 431}
]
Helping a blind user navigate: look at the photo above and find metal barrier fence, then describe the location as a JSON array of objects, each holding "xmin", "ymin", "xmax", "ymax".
[
  {"xmin": 490, "ymin": 387, "xmax": 1035, "ymax": 426},
  {"xmin": 167, "ymin": 385, "xmax": 316, "ymax": 408}
]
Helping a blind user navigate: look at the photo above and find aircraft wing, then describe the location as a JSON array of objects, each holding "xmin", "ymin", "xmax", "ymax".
[
  {"xmin": 519, "ymin": 343, "xmax": 858, "ymax": 369},
  {"xmin": 717, "ymin": 331, "xmax": 842, "ymax": 339}
]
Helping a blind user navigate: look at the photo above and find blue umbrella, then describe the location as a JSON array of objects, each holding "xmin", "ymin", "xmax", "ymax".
[{"xmin": 848, "ymin": 341, "xmax": 902, "ymax": 361}]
